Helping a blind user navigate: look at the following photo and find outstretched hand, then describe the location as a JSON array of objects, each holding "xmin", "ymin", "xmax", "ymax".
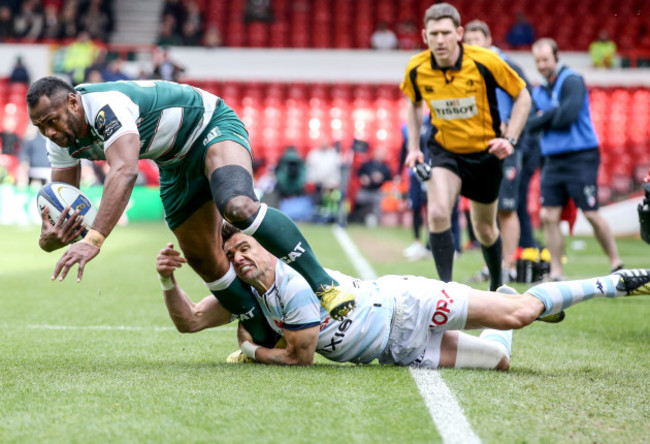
[
  {"xmin": 156, "ymin": 243, "xmax": 188, "ymax": 278},
  {"xmin": 52, "ymin": 240, "xmax": 100, "ymax": 282}
]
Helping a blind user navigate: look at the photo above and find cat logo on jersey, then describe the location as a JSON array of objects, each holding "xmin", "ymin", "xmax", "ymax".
[{"xmin": 94, "ymin": 105, "xmax": 122, "ymax": 140}]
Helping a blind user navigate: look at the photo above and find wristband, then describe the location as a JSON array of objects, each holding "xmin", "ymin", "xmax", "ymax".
[
  {"xmin": 241, "ymin": 340, "xmax": 260, "ymax": 360},
  {"xmin": 80, "ymin": 229, "xmax": 106, "ymax": 249},
  {"xmin": 158, "ymin": 274, "xmax": 175, "ymax": 291}
]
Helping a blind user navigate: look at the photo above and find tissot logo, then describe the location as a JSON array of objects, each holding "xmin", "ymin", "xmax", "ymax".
[{"xmin": 430, "ymin": 96, "xmax": 478, "ymax": 120}]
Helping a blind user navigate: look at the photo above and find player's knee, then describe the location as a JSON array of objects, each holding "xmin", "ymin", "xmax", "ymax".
[
  {"xmin": 222, "ymin": 195, "xmax": 260, "ymax": 223},
  {"xmin": 209, "ymin": 165, "xmax": 259, "ymax": 221},
  {"xmin": 427, "ymin": 205, "xmax": 450, "ymax": 228},
  {"xmin": 539, "ymin": 207, "xmax": 558, "ymax": 225},
  {"xmin": 473, "ymin": 222, "xmax": 498, "ymax": 244}
]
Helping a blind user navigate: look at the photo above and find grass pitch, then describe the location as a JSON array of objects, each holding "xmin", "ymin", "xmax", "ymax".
[{"xmin": 0, "ymin": 222, "xmax": 648, "ymax": 443}]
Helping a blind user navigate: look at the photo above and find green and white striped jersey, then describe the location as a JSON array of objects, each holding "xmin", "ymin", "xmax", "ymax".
[{"xmin": 46, "ymin": 80, "xmax": 219, "ymax": 169}]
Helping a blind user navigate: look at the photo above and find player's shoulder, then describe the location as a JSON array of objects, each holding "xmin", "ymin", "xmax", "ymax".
[{"xmin": 405, "ymin": 49, "xmax": 432, "ymax": 70}]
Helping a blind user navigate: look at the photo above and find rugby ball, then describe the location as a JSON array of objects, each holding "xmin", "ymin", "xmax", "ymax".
[{"xmin": 37, "ymin": 182, "xmax": 98, "ymax": 239}]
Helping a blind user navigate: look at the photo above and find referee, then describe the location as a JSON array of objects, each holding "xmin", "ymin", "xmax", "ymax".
[{"xmin": 401, "ymin": 3, "xmax": 531, "ymax": 290}]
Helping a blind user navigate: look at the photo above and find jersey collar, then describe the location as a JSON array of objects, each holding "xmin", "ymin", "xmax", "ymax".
[{"xmin": 430, "ymin": 42, "xmax": 464, "ymax": 71}]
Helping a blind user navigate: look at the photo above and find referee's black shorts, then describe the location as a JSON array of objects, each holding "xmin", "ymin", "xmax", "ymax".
[{"xmin": 427, "ymin": 141, "xmax": 502, "ymax": 204}]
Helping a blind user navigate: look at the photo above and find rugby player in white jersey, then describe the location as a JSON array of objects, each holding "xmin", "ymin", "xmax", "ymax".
[
  {"xmin": 155, "ymin": 224, "xmax": 650, "ymax": 369},
  {"xmin": 27, "ymin": 77, "xmax": 355, "ymax": 348}
]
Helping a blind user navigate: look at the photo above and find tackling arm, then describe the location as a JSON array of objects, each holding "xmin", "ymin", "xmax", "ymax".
[
  {"xmin": 157, "ymin": 243, "xmax": 232, "ymax": 332},
  {"xmin": 238, "ymin": 324, "xmax": 319, "ymax": 366}
]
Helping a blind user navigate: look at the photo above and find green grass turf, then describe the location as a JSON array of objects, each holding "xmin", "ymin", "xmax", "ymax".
[{"xmin": 0, "ymin": 222, "xmax": 648, "ymax": 443}]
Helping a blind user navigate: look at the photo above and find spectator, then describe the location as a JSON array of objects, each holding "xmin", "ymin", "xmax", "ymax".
[
  {"xmin": 1, "ymin": 115, "xmax": 19, "ymax": 149},
  {"xmin": 352, "ymin": 148, "xmax": 392, "ymax": 226},
  {"xmin": 85, "ymin": 67, "xmax": 103, "ymax": 83},
  {"xmin": 589, "ymin": 31, "xmax": 617, "ymax": 68},
  {"xmin": 274, "ymin": 146, "xmax": 306, "ymax": 198},
  {"xmin": 18, "ymin": 124, "xmax": 50, "ymax": 188},
  {"xmin": 58, "ymin": 2, "xmax": 79, "ymax": 40},
  {"xmin": 396, "ymin": 20, "xmax": 421, "ymax": 51},
  {"xmin": 9, "ymin": 56, "xmax": 30, "ymax": 84},
  {"xmin": 102, "ymin": 58, "xmax": 131, "ymax": 81},
  {"xmin": 13, "ymin": 0, "xmax": 44, "ymax": 42},
  {"xmin": 181, "ymin": 20, "xmax": 202, "ymax": 46},
  {"xmin": 62, "ymin": 30, "xmax": 100, "ymax": 85},
  {"xmin": 152, "ymin": 46, "xmax": 185, "ymax": 81},
  {"xmin": 161, "ymin": 0, "xmax": 187, "ymax": 35},
  {"xmin": 78, "ymin": 0, "xmax": 110, "ymax": 42},
  {"xmin": 203, "ymin": 24, "xmax": 222, "ymax": 48},
  {"xmin": 40, "ymin": 3, "xmax": 61, "ymax": 41},
  {"xmin": 306, "ymin": 141, "xmax": 342, "ymax": 222},
  {"xmin": 370, "ymin": 22, "xmax": 398, "ymax": 50},
  {"xmin": 529, "ymin": 38, "xmax": 623, "ymax": 280},
  {"xmin": 506, "ymin": 12, "xmax": 535, "ymax": 48},
  {"xmin": 0, "ymin": 5, "xmax": 14, "ymax": 41},
  {"xmin": 157, "ymin": 14, "xmax": 183, "ymax": 46},
  {"xmin": 243, "ymin": 0, "xmax": 274, "ymax": 24}
]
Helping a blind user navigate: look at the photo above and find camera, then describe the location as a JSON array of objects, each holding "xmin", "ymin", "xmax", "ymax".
[{"xmin": 639, "ymin": 181, "xmax": 650, "ymax": 244}]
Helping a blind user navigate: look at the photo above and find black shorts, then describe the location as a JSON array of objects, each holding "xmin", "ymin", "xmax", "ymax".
[
  {"xmin": 428, "ymin": 141, "xmax": 502, "ymax": 204},
  {"xmin": 540, "ymin": 148, "xmax": 600, "ymax": 210},
  {"xmin": 498, "ymin": 149, "xmax": 523, "ymax": 211}
]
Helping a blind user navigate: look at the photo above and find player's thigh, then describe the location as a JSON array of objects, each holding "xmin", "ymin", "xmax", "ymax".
[
  {"xmin": 172, "ymin": 201, "xmax": 230, "ymax": 279},
  {"xmin": 201, "ymin": 101, "xmax": 255, "ymax": 176}
]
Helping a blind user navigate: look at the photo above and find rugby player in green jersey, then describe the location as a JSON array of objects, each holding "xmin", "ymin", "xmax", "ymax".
[{"xmin": 27, "ymin": 77, "xmax": 355, "ymax": 346}]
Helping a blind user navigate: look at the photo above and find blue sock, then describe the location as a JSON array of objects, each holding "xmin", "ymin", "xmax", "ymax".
[{"xmin": 526, "ymin": 275, "xmax": 620, "ymax": 316}]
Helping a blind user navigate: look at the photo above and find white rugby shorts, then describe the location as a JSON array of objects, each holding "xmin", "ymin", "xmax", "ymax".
[{"xmin": 378, "ymin": 276, "xmax": 470, "ymax": 367}]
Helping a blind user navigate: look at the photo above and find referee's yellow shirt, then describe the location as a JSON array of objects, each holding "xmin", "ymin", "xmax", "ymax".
[{"xmin": 400, "ymin": 43, "xmax": 525, "ymax": 154}]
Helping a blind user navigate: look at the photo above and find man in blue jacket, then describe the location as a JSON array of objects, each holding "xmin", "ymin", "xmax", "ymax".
[{"xmin": 529, "ymin": 38, "xmax": 623, "ymax": 280}]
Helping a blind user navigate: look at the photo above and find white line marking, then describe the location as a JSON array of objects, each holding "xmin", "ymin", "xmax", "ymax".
[
  {"xmin": 0, "ymin": 325, "xmax": 237, "ymax": 332},
  {"xmin": 331, "ymin": 225, "xmax": 480, "ymax": 444}
]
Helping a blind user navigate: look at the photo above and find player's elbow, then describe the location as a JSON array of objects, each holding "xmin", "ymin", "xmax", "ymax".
[
  {"xmin": 172, "ymin": 317, "xmax": 203, "ymax": 334},
  {"xmin": 284, "ymin": 350, "xmax": 314, "ymax": 366}
]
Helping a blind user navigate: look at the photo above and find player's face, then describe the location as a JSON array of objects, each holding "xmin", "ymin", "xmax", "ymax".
[
  {"xmin": 28, "ymin": 94, "xmax": 85, "ymax": 147},
  {"xmin": 463, "ymin": 30, "xmax": 490, "ymax": 48},
  {"xmin": 533, "ymin": 44, "xmax": 557, "ymax": 80},
  {"xmin": 422, "ymin": 18, "xmax": 463, "ymax": 67},
  {"xmin": 224, "ymin": 233, "xmax": 271, "ymax": 285}
]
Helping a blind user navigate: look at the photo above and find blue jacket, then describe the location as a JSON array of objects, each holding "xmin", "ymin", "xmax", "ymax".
[{"xmin": 531, "ymin": 67, "xmax": 599, "ymax": 156}]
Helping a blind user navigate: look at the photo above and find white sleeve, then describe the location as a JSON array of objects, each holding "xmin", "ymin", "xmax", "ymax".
[
  {"xmin": 46, "ymin": 138, "xmax": 79, "ymax": 169},
  {"xmin": 82, "ymin": 91, "xmax": 140, "ymax": 151}
]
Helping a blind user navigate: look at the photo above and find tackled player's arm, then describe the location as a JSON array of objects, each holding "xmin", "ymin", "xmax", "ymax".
[
  {"xmin": 157, "ymin": 243, "xmax": 232, "ymax": 332},
  {"xmin": 240, "ymin": 324, "xmax": 320, "ymax": 366}
]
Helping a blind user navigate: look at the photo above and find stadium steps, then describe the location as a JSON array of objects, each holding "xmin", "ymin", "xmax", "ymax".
[{"xmin": 111, "ymin": 0, "xmax": 165, "ymax": 45}]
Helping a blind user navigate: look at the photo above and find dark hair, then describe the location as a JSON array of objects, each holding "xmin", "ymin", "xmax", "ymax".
[
  {"xmin": 424, "ymin": 3, "xmax": 461, "ymax": 28},
  {"xmin": 26, "ymin": 76, "xmax": 76, "ymax": 108},
  {"xmin": 533, "ymin": 38, "xmax": 559, "ymax": 61},
  {"xmin": 465, "ymin": 20, "xmax": 491, "ymax": 37},
  {"xmin": 221, "ymin": 221, "xmax": 242, "ymax": 246}
]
